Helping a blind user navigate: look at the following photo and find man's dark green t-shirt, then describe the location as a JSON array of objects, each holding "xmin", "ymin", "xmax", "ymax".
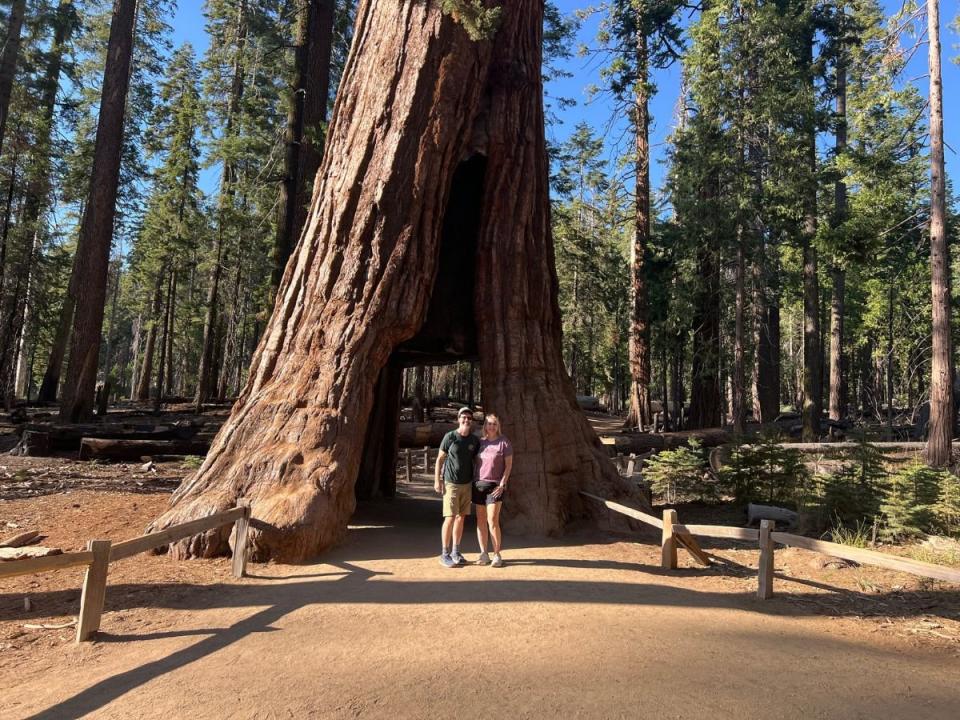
[{"xmin": 440, "ymin": 430, "xmax": 480, "ymax": 484}]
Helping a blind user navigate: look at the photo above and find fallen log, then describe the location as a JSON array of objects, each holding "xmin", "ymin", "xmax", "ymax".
[
  {"xmin": 78, "ymin": 438, "xmax": 210, "ymax": 461},
  {"xmin": 599, "ymin": 428, "xmax": 731, "ymax": 454},
  {"xmin": 16, "ymin": 422, "xmax": 204, "ymax": 454}
]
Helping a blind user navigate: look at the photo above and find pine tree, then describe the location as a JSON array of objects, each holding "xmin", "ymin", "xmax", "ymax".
[
  {"xmin": 591, "ymin": 0, "xmax": 682, "ymax": 430},
  {"xmin": 128, "ymin": 44, "xmax": 205, "ymax": 401},
  {"xmin": 59, "ymin": 0, "xmax": 140, "ymax": 422}
]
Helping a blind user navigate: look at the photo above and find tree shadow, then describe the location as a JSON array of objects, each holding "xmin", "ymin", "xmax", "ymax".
[{"xmin": 16, "ymin": 555, "xmax": 960, "ymax": 719}]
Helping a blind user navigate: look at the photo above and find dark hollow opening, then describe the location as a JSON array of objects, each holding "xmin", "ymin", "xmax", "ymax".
[
  {"xmin": 393, "ymin": 153, "xmax": 486, "ymax": 364},
  {"xmin": 356, "ymin": 155, "xmax": 487, "ymax": 502}
]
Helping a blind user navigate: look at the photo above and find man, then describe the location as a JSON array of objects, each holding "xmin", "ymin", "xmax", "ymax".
[{"xmin": 435, "ymin": 407, "xmax": 480, "ymax": 567}]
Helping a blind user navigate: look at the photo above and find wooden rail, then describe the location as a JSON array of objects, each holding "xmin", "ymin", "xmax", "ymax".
[
  {"xmin": 0, "ymin": 503, "xmax": 251, "ymax": 642},
  {"xmin": 0, "ymin": 550, "xmax": 95, "ymax": 579},
  {"xmin": 579, "ymin": 491, "xmax": 663, "ymax": 529},
  {"xmin": 579, "ymin": 491, "xmax": 960, "ymax": 598},
  {"xmin": 770, "ymin": 531, "xmax": 960, "ymax": 585}
]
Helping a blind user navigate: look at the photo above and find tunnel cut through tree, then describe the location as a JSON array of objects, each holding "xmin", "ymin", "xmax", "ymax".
[{"xmin": 148, "ymin": 0, "xmax": 643, "ymax": 562}]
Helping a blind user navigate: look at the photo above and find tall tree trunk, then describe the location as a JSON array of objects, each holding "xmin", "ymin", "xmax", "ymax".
[
  {"xmin": 195, "ymin": 0, "xmax": 248, "ymax": 413},
  {"xmin": 625, "ymin": 35, "xmax": 652, "ymax": 431},
  {"xmin": 135, "ymin": 271, "xmax": 164, "ymax": 402},
  {"xmin": 0, "ymin": 0, "xmax": 26, "ymax": 158},
  {"xmin": 27, "ymin": 1, "xmax": 76, "ymax": 402},
  {"xmin": 829, "ymin": 18, "xmax": 847, "ymax": 422},
  {"xmin": 149, "ymin": 0, "xmax": 642, "ymax": 561},
  {"xmin": 886, "ymin": 284, "xmax": 894, "ymax": 437},
  {"xmin": 752, "ymin": 254, "xmax": 780, "ymax": 424},
  {"xmin": 128, "ymin": 313, "xmax": 142, "ymax": 397},
  {"xmin": 412, "ymin": 364, "xmax": 426, "ymax": 421},
  {"xmin": 926, "ymin": 0, "xmax": 951, "ymax": 466},
  {"xmin": 165, "ymin": 268, "xmax": 177, "ymax": 395},
  {"xmin": 732, "ymin": 227, "xmax": 746, "ymax": 433},
  {"xmin": 272, "ymin": 0, "xmax": 335, "ymax": 298},
  {"xmin": 59, "ymin": 0, "xmax": 137, "ymax": 422},
  {"xmin": 155, "ymin": 267, "xmax": 174, "ymax": 407},
  {"xmin": 800, "ymin": 25, "xmax": 821, "ymax": 442},
  {"xmin": 38, "ymin": 294, "xmax": 74, "ymax": 402}
]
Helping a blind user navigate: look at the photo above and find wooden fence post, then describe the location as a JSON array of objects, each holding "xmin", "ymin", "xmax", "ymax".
[
  {"xmin": 76, "ymin": 539, "xmax": 112, "ymax": 643},
  {"xmin": 423, "ymin": 446, "xmax": 430, "ymax": 473},
  {"xmin": 404, "ymin": 449, "xmax": 412, "ymax": 483},
  {"xmin": 758, "ymin": 519, "xmax": 774, "ymax": 600},
  {"xmin": 626, "ymin": 453, "xmax": 637, "ymax": 477},
  {"xmin": 232, "ymin": 500, "xmax": 251, "ymax": 579},
  {"xmin": 661, "ymin": 509, "xmax": 678, "ymax": 570}
]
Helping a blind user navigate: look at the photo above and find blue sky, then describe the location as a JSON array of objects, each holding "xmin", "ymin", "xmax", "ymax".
[{"xmin": 171, "ymin": 1, "xmax": 959, "ymax": 196}]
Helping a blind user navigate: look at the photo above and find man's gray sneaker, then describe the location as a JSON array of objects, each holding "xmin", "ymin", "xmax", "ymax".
[
  {"xmin": 439, "ymin": 553, "xmax": 456, "ymax": 568},
  {"xmin": 491, "ymin": 552, "xmax": 504, "ymax": 568},
  {"xmin": 451, "ymin": 550, "xmax": 466, "ymax": 566},
  {"xmin": 475, "ymin": 551, "xmax": 491, "ymax": 566}
]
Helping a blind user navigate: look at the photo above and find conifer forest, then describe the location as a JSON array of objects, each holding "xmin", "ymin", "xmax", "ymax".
[{"xmin": 0, "ymin": 0, "xmax": 957, "ymax": 494}]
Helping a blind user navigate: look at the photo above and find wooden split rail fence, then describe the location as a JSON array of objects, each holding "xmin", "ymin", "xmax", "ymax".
[
  {"xmin": 0, "ymin": 502, "xmax": 251, "ymax": 643},
  {"xmin": 579, "ymin": 491, "xmax": 960, "ymax": 599},
  {"xmin": 399, "ymin": 449, "xmax": 644, "ymax": 484}
]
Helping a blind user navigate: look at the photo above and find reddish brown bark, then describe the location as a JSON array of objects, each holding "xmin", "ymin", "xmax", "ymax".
[
  {"xmin": 59, "ymin": 0, "xmax": 137, "ymax": 422},
  {"xmin": 926, "ymin": 0, "xmax": 951, "ymax": 466},
  {"xmin": 625, "ymin": 36, "xmax": 651, "ymax": 431},
  {"xmin": 149, "ymin": 0, "xmax": 641, "ymax": 562},
  {"xmin": 272, "ymin": 0, "xmax": 335, "ymax": 297}
]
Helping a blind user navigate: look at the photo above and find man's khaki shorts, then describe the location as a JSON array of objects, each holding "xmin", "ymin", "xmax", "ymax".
[{"xmin": 443, "ymin": 482, "xmax": 472, "ymax": 517}]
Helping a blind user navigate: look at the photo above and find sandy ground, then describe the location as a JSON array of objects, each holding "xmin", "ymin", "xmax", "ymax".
[{"xmin": 1, "ymin": 466, "xmax": 959, "ymax": 719}]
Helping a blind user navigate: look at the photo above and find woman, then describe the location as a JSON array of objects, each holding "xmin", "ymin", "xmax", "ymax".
[{"xmin": 473, "ymin": 413, "xmax": 513, "ymax": 567}]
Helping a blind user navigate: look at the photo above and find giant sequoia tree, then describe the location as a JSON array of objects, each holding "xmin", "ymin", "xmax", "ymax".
[{"xmin": 150, "ymin": 0, "xmax": 640, "ymax": 562}]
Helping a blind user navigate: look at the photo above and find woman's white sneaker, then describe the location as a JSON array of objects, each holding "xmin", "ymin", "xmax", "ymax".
[
  {"xmin": 476, "ymin": 551, "xmax": 491, "ymax": 565},
  {"xmin": 491, "ymin": 552, "xmax": 504, "ymax": 568}
]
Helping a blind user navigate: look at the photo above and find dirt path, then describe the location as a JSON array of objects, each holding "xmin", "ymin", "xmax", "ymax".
[{"xmin": 2, "ymin": 480, "xmax": 959, "ymax": 719}]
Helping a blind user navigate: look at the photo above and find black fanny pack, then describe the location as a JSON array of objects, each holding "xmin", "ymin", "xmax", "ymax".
[{"xmin": 474, "ymin": 480, "xmax": 498, "ymax": 490}]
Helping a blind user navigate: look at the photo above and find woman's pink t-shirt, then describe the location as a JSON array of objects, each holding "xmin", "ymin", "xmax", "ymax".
[{"xmin": 477, "ymin": 436, "xmax": 513, "ymax": 482}]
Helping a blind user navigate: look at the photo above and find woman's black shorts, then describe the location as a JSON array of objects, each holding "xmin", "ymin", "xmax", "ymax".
[{"xmin": 472, "ymin": 481, "xmax": 502, "ymax": 505}]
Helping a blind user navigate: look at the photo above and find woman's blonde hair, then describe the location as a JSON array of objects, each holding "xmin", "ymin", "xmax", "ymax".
[{"xmin": 483, "ymin": 413, "xmax": 501, "ymax": 439}]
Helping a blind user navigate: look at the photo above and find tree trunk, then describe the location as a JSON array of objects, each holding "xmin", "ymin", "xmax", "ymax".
[
  {"xmin": 732, "ymin": 227, "xmax": 746, "ymax": 433},
  {"xmin": 165, "ymin": 268, "xmax": 177, "ymax": 394},
  {"xmin": 26, "ymin": 1, "xmax": 75, "ymax": 403},
  {"xmin": 135, "ymin": 271, "xmax": 164, "ymax": 402},
  {"xmin": 38, "ymin": 294, "xmax": 74, "ymax": 402},
  {"xmin": 154, "ymin": 267, "xmax": 174, "ymax": 408},
  {"xmin": 149, "ymin": 1, "xmax": 642, "ymax": 562},
  {"xmin": 829, "ymin": 25, "xmax": 847, "ymax": 422},
  {"xmin": 800, "ymin": 26, "xmax": 820, "ymax": 442},
  {"xmin": 926, "ymin": 0, "xmax": 951, "ymax": 466},
  {"xmin": 195, "ymin": 1, "xmax": 248, "ymax": 413},
  {"xmin": 412, "ymin": 364, "xmax": 425, "ymax": 422},
  {"xmin": 0, "ymin": 0, "xmax": 26, "ymax": 158},
  {"xmin": 271, "ymin": 0, "xmax": 335, "ymax": 298},
  {"xmin": 886, "ymin": 284, "xmax": 894, "ymax": 437},
  {"xmin": 59, "ymin": 0, "xmax": 137, "ymax": 423},
  {"xmin": 625, "ymin": 35, "xmax": 652, "ymax": 431}
]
